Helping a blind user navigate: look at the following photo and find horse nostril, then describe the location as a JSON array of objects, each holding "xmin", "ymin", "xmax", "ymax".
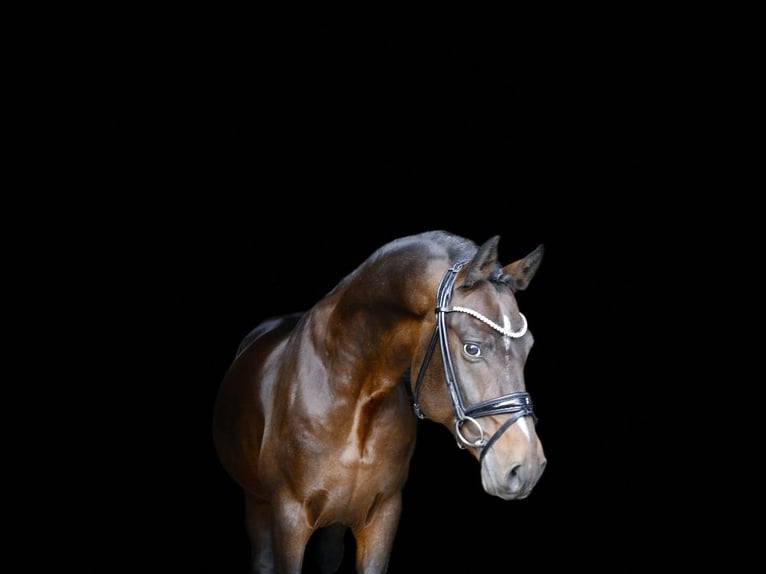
[
  {"xmin": 539, "ymin": 459, "xmax": 547, "ymax": 474},
  {"xmin": 507, "ymin": 463, "xmax": 523, "ymax": 492}
]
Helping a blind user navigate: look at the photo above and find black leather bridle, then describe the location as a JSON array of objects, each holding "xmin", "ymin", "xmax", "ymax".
[{"xmin": 409, "ymin": 261, "xmax": 537, "ymax": 463}]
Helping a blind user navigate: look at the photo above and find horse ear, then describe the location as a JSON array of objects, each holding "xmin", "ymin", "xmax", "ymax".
[
  {"xmin": 461, "ymin": 235, "xmax": 501, "ymax": 288},
  {"xmin": 501, "ymin": 244, "xmax": 544, "ymax": 291}
]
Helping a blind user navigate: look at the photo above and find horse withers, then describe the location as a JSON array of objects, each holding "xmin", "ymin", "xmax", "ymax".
[{"xmin": 212, "ymin": 230, "xmax": 546, "ymax": 573}]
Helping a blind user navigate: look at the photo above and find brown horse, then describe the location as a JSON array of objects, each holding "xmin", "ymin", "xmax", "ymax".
[{"xmin": 212, "ymin": 230, "xmax": 547, "ymax": 573}]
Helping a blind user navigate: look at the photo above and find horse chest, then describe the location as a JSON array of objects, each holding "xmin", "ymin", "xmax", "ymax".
[
  {"xmin": 268, "ymin": 397, "xmax": 415, "ymax": 513},
  {"xmin": 292, "ymin": 401, "xmax": 416, "ymax": 479},
  {"xmin": 300, "ymin": 448, "xmax": 410, "ymax": 527}
]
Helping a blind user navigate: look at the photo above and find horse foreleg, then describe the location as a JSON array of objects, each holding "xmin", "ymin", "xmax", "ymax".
[
  {"xmin": 270, "ymin": 495, "xmax": 314, "ymax": 574},
  {"xmin": 352, "ymin": 493, "xmax": 403, "ymax": 574},
  {"xmin": 245, "ymin": 494, "xmax": 276, "ymax": 574}
]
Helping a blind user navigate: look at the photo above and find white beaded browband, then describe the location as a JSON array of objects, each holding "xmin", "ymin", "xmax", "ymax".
[{"xmin": 444, "ymin": 306, "xmax": 528, "ymax": 338}]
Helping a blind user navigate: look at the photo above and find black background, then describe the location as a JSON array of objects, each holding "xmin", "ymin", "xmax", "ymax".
[
  {"xmin": 92, "ymin": 33, "xmax": 633, "ymax": 573},
  {"xmin": 33, "ymin": 13, "xmax": 749, "ymax": 571}
]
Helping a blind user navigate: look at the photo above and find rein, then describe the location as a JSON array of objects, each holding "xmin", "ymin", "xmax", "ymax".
[{"xmin": 410, "ymin": 261, "xmax": 537, "ymax": 463}]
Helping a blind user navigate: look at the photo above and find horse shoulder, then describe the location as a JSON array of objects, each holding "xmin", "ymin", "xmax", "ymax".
[{"xmin": 213, "ymin": 313, "xmax": 303, "ymax": 491}]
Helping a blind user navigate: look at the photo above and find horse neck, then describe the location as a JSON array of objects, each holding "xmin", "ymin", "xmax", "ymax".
[{"xmin": 315, "ymin": 253, "xmax": 443, "ymax": 390}]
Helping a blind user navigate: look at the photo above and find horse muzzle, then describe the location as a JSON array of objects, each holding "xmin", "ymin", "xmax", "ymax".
[{"xmin": 481, "ymin": 450, "xmax": 547, "ymax": 500}]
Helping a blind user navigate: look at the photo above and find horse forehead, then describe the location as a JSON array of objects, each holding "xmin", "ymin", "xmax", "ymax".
[{"xmin": 456, "ymin": 283, "xmax": 520, "ymax": 317}]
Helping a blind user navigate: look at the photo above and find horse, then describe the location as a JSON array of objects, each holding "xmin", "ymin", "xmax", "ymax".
[{"xmin": 212, "ymin": 230, "xmax": 547, "ymax": 573}]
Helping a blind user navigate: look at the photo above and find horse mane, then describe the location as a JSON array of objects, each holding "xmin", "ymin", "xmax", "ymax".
[
  {"xmin": 409, "ymin": 230, "xmax": 511, "ymax": 286},
  {"xmin": 375, "ymin": 229, "xmax": 479, "ymax": 266},
  {"xmin": 328, "ymin": 230, "xmax": 510, "ymax": 300}
]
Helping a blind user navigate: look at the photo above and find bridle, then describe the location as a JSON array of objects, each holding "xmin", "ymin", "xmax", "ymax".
[{"xmin": 410, "ymin": 261, "xmax": 537, "ymax": 463}]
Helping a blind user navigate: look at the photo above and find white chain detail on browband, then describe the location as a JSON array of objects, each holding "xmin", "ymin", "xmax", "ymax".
[{"xmin": 446, "ymin": 306, "xmax": 528, "ymax": 338}]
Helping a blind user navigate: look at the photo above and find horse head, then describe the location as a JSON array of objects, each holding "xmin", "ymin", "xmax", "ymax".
[{"xmin": 410, "ymin": 236, "xmax": 546, "ymax": 500}]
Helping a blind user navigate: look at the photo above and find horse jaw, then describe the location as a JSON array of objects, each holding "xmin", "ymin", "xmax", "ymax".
[{"xmin": 479, "ymin": 417, "xmax": 546, "ymax": 501}]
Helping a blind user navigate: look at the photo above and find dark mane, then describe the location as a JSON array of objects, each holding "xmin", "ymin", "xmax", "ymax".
[
  {"xmin": 413, "ymin": 230, "xmax": 479, "ymax": 261},
  {"xmin": 372, "ymin": 229, "xmax": 480, "ymax": 266},
  {"xmin": 409, "ymin": 230, "xmax": 511, "ymax": 285},
  {"xmin": 418, "ymin": 230, "xmax": 513, "ymax": 287},
  {"xmin": 327, "ymin": 230, "xmax": 481, "ymax": 297}
]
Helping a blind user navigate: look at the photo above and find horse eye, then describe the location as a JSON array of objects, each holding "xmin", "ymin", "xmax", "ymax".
[{"xmin": 463, "ymin": 342, "xmax": 482, "ymax": 357}]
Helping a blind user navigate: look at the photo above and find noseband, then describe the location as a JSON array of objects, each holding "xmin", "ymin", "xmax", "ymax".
[{"xmin": 410, "ymin": 261, "xmax": 537, "ymax": 463}]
